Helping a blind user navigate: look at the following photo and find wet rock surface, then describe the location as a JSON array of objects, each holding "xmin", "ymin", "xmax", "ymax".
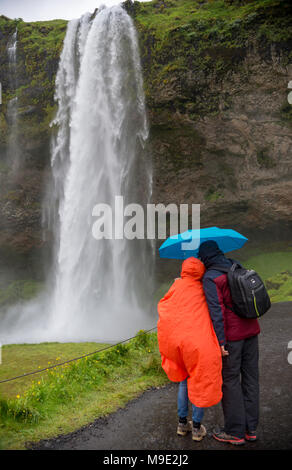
[{"xmin": 31, "ymin": 302, "xmax": 292, "ymax": 451}]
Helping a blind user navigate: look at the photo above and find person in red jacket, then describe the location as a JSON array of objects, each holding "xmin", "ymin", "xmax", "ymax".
[
  {"xmin": 157, "ymin": 257, "xmax": 222, "ymax": 441},
  {"xmin": 198, "ymin": 240, "xmax": 260, "ymax": 445}
]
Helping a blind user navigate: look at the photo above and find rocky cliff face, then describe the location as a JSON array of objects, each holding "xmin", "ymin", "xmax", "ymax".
[
  {"xmin": 0, "ymin": 17, "xmax": 66, "ymax": 278},
  {"xmin": 0, "ymin": 0, "xmax": 291, "ymax": 279},
  {"xmin": 149, "ymin": 47, "xmax": 292, "ymax": 232},
  {"xmin": 131, "ymin": 0, "xmax": 292, "ymax": 237}
]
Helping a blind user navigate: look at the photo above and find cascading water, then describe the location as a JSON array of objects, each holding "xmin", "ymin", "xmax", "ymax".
[
  {"xmin": 6, "ymin": 28, "xmax": 20, "ymax": 171},
  {"xmin": 0, "ymin": 5, "xmax": 154, "ymax": 344}
]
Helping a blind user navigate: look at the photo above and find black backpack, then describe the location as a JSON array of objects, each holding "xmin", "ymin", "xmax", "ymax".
[{"xmin": 210, "ymin": 263, "xmax": 271, "ymax": 319}]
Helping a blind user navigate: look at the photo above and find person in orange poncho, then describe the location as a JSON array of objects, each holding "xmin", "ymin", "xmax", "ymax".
[{"xmin": 157, "ymin": 257, "xmax": 222, "ymax": 441}]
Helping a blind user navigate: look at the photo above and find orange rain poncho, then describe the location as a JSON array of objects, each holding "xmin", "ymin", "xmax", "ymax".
[{"xmin": 157, "ymin": 257, "xmax": 222, "ymax": 407}]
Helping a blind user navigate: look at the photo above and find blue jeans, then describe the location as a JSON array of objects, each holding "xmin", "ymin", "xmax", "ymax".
[{"xmin": 178, "ymin": 379, "xmax": 204, "ymax": 423}]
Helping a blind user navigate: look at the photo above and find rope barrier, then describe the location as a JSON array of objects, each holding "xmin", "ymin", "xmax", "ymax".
[{"xmin": 0, "ymin": 326, "xmax": 157, "ymax": 385}]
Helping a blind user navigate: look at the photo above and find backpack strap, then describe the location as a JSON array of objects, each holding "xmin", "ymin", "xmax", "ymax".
[
  {"xmin": 206, "ymin": 263, "xmax": 238, "ymax": 312},
  {"xmin": 208, "ymin": 265, "xmax": 230, "ymax": 273},
  {"xmin": 207, "ymin": 262, "xmax": 239, "ymax": 273}
]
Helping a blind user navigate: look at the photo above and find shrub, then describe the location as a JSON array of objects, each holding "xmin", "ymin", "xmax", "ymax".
[
  {"xmin": 0, "ymin": 396, "xmax": 41, "ymax": 423},
  {"xmin": 132, "ymin": 330, "xmax": 151, "ymax": 349}
]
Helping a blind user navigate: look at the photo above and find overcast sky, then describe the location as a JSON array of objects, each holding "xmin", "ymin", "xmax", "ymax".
[{"xmin": 0, "ymin": 0, "xmax": 150, "ymax": 22}]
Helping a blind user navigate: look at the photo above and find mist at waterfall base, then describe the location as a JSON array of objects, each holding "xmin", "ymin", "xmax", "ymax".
[{"xmin": 0, "ymin": 5, "xmax": 156, "ymax": 344}]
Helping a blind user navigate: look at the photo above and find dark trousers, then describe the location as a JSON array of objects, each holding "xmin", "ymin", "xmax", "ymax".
[{"xmin": 222, "ymin": 335, "xmax": 259, "ymax": 439}]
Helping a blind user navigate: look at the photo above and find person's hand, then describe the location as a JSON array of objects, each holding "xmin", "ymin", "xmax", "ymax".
[{"xmin": 221, "ymin": 345, "xmax": 229, "ymax": 357}]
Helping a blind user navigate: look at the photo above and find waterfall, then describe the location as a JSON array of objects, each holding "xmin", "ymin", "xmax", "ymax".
[
  {"xmin": 0, "ymin": 5, "xmax": 154, "ymax": 344},
  {"xmin": 47, "ymin": 5, "xmax": 153, "ymax": 341},
  {"xmin": 7, "ymin": 29, "xmax": 17, "ymax": 87},
  {"xmin": 6, "ymin": 28, "xmax": 20, "ymax": 171}
]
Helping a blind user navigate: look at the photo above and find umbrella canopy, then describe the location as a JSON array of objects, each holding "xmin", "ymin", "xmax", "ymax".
[{"xmin": 159, "ymin": 226, "xmax": 248, "ymax": 260}]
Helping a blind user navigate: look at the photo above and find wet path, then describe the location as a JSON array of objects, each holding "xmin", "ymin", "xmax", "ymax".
[{"xmin": 31, "ymin": 303, "xmax": 292, "ymax": 450}]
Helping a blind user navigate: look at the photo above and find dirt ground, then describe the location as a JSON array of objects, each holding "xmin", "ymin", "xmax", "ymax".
[{"xmin": 31, "ymin": 302, "xmax": 292, "ymax": 451}]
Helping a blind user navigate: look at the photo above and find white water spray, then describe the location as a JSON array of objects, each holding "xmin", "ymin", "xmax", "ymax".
[
  {"xmin": 6, "ymin": 29, "xmax": 20, "ymax": 171},
  {"xmin": 0, "ymin": 6, "xmax": 154, "ymax": 344}
]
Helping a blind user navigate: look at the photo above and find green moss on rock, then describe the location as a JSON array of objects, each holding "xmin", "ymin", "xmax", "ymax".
[
  {"xmin": 0, "ymin": 279, "xmax": 43, "ymax": 308},
  {"xmin": 265, "ymin": 271, "xmax": 292, "ymax": 303},
  {"xmin": 0, "ymin": 15, "xmax": 67, "ymax": 163},
  {"xmin": 130, "ymin": 0, "xmax": 292, "ymax": 118}
]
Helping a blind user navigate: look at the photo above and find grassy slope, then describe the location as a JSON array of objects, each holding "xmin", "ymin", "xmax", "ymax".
[
  {"xmin": 244, "ymin": 251, "xmax": 292, "ymax": 280},
  {"xmin": 0, "ymin": 332, "xmax": 168, "ymax": 450},
  {"xmin": 134, "ymin": 0, "xmax": 292, "ymax": 102},
  {"xmin": 0, "ymin": 342, "xmax": 109, "ymax": 399},
  {"xmin": 135, "ymin": 0, "xmax": 290, "ymax": 37}
]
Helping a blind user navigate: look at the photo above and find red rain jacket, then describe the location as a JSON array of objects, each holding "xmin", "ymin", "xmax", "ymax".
[{"xmin": 157, "ymin": 257, "xmax": 222, "ymax": 407}]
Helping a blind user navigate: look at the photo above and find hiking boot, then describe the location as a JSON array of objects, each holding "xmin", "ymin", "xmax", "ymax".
[
  {"xmin": 245, "ymin": 430, "xmax": 257, "ymax": 442},
  {"xmin": 177, "ymin": 420, "xmax": 192, "ymax": 436},
  {"xmin": 213, "ymin": 428, "xmax": 245, "ymax": 445},
  {"xmin": 192, "ymin": 424, "xmax": 207, "ymax": 441}
]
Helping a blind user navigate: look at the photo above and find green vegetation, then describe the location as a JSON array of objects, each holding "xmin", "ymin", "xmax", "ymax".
[
  {"xmin": 244, "ymin": 250, "xmax": 292, "ymax": 303},
  {"xmin": 129, "ymin": 0, "xmax": 292, "ymax": 119},
  {"xmin": 0, "ymin": 331, "xmax": 168, "ymax": 450},
  {"xmin": 204, "ymin": 187, "xmax": 224, "ymax": 202},
  {"xmin": 0, "ymin": 15, "xmax": 67, "ymax": 157},
  {"xmin": 0, "ymin": 280, "xmax": 43, "ymax": 309},
  {"xmin": 0, "ymin": 342, "xmax": 108, "ymax": 399},
  {"xmin": 134, "ymin": 0, "xmax": 292, "ymax": 42},
  {"xmin": 244, "ymin": 250, "xmax": 292, "ymax": 280},
  {"xmin": 265, "ymin": 271, "xmax": 292, "ymax": 302},
  {"xmin": 16, "ymin": 19, "xmax": 67, "ymax": 106}
]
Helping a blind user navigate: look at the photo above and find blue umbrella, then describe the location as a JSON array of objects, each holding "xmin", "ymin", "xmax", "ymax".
[{"xmin": 159, "ymin": 226, "xmax": 248, "ymax": 260}]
